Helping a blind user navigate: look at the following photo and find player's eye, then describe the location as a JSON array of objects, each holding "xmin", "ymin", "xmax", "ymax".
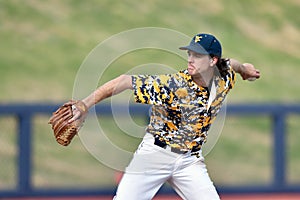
[
  {"xmin": 187, "ymin": 51, "xmax": 191, "ymax": 56},
  {"xmin": 195, "ymin": 53, "xmax": 202, "ymax": 58}
]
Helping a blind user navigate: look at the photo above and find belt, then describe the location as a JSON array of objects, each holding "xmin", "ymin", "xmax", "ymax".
[{"xmin": 154, "ymin": 137, "xmax": 188, "ymax": 154}]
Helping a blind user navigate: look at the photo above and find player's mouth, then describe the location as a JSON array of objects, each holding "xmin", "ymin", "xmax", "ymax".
[
  {"xmin": 188, "ymin": 64, "xmax": 195, "ymax": 72},
  {"xmin": 188, "ymin": 63, "xmax": 194, "ymax": 68}
]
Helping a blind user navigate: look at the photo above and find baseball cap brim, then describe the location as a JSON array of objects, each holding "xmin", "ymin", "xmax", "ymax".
[{"xmin": 179, "ymin": 43, "xmax": 209, "ymax": 55}]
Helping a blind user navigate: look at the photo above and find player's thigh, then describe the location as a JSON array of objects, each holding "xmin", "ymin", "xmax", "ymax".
[
  {"xmin": 169, "ymin": 160, "xmax": 220, "ymax": 200},
  {"xmin": 114, "ymin": 133, "xmax": 173, "ymax": 200},
  {"xmin": 113, "ymin": 171, "xmax": 166, "ymax": 200}
]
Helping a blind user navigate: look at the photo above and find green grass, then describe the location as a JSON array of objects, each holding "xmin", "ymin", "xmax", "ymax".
[
  {"xmin": 0, "ymin": 0, "xmax": 300, "ymax": 191},
  {"xmin": 33, "ymin": 116, "xmax": 118, "ymax": 188},
  {"xmin": 206, "ymin": 116, "xmax": 273, "ymax": 185},
  {"xmin": 1, "ymin": 0, "xmax": 300, "ymax": 102},
  {"xmin": 287, "ymin": 115, "xmax": 300, "ymax": 184},
  {"xmin": 0, "ymin": 117, "xmax": 17, "ymax": 189}
]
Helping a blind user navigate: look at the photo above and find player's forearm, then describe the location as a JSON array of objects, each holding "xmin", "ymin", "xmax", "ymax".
[
  {"xmin": 230, "ymin": 59, "xmax": 260, "ymax": 80},
  {"xmin": 229, "ymin": 58, "xmax": 244, "ymax": 74},
  {"xmin": 82, "ymin": 74, "xmax": 133, "ymax": 109}
]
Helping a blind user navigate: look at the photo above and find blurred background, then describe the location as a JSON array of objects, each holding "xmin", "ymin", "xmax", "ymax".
[{"xmin": 0, "ymin": 0, "xmax": 300, "ymax": 199}]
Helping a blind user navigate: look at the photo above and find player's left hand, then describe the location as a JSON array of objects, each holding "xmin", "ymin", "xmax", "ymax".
[{"xmin": 240, "ymin": 63, "xmax": 260, "ymax": 81}]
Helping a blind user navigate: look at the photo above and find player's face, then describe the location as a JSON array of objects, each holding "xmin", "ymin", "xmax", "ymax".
[{"xmin": 187, "ymin": 50, "xmax": 214, "ymax": 78}]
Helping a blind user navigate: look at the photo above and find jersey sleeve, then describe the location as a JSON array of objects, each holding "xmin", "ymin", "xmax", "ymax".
[
  {"xmin": 131, "ymin": 74, "xmax": 175, "ymax": 105},
  {"xmin": 227, "ymin": 64, "xmax": 236, "ymax": 90}
]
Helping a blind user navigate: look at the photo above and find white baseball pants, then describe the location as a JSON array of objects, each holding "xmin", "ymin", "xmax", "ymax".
[{"xmin": 113, "ymin": 133, "xmax": 220, "ymax": 200}]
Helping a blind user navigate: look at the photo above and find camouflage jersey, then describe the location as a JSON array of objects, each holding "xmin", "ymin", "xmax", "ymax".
[{"xmin": 132, "ymin": 65, "xmax": 235, "ymax": 155}]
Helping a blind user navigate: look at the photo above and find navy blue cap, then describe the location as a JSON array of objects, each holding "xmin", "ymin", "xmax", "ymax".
[{"xmin": 179, "ymin": 33, "xmax": 222, "ymax": 58}]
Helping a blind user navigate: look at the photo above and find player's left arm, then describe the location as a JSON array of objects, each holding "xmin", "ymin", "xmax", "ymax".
[
  {"xmin": 230, "ymin": 58, "xmax": 260, "ymax": 81},
  {"xmin": 69, "ymin": 74, "xmax": 133, "ymax": 123}
]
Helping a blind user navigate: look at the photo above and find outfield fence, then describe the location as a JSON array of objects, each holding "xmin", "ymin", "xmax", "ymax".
[{"xmin": 0, "ymin": 103, "xmax": 300, "ymax": 198}]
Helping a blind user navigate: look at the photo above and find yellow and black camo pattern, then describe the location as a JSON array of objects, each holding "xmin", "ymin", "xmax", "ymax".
[{"xmin": 132, "ymin": 66, "xmax": 236, "ymax": 153}]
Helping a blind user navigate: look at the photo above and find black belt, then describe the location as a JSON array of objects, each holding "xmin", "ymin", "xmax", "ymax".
[{"xmin": 154, "ymin": 137, "xmax": 188, "ymax": 154}]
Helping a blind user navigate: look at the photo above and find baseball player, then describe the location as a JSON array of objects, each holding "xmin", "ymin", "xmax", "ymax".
[{"xmin": 70, "ymin": 33, "xmax": 260, "ymax": 200}]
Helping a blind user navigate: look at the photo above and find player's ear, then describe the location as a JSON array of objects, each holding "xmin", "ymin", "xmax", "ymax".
[{"xmin": 210, "ymin": 56, "xmax": 218, "ymax": 66}]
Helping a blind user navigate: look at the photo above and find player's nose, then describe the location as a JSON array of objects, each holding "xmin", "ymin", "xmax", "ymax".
[{"xmin": 188, "ymin": 55, "xmax": 194, "ymax": 63}]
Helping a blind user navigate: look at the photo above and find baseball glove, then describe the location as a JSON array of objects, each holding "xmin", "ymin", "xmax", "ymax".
[{"xmin": 48, "ymin": 100, "xmax": 88, "ymax": 146}]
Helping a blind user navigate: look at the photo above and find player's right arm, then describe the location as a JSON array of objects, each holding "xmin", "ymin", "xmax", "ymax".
[
  {"xmin": 69, "ymin": 74, "xmax": 133, "ymax": 123},
  {"xmin": 230, "ymin": 59, "xmax": 260, "ymax": 80}
]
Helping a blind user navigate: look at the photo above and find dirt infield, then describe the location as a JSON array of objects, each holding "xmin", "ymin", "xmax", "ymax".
[{"xmin": 4, "ymin": 193, "xmax": 300, "ymax": 200}]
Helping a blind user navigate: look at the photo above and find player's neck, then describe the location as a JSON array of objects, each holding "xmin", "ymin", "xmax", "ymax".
[{"xmin": 192, "ymin": 72, "xmax": 214, "ymax": 87}]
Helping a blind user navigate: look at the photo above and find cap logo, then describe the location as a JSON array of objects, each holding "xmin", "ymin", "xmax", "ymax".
[{"xmin": 194, "ymin": 35, "xmax": 202, "ymax": 43}]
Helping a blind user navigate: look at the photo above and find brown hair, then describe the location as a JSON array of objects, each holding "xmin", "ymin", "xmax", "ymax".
[{"xmin": 210, "ymin": 54, "xmax": 230, "ymax": 78}]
